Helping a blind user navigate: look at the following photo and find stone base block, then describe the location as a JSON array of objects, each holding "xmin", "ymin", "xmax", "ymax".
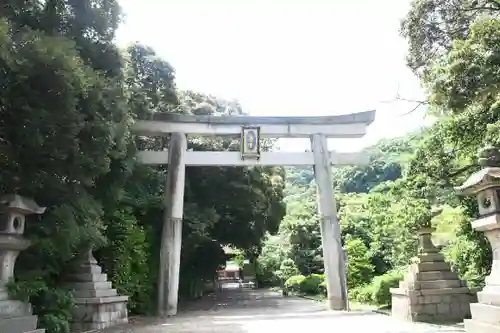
[
  {"xmin": 470, "ymin": 302, "xmax": 500, "ymax": 324},
  {"xmin": 0, "ymin": 300, "xmax": 32, "ymax": 317},
  {"xmin": 70, "ymin": 296, "xmax": 128, "ymax": 332},
  {"xmin": 0, "ymin": 287, "xmax": 9, "ymax": 300},
  {"xmin": 326, "ymin": 295, "xmax": 346, "ymax": 310},
  {"xmin": 0, "ymin": 315, "xmax": 44, "ymax": 333},
  {"xmin": 465, "ymin": 319, "xmax": 500, "ymax": 333},
  {"xmin": 417, "ymin": 271, "xmax": 459, "ymax": 281},
  {"xmin": 478, "ymin": 290, "xmax": 500, "ymax": 306},
  {"xmin": 391, "ymin": 289, "xmax": 472, "ymax": 323}
]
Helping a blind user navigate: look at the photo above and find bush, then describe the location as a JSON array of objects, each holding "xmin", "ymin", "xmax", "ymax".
[
  {"xmin": 349, "ymin": 270, "xmax": 403, "ymax": 307},
  {"xmin": 299, "ymin": 273, "xmax": 325, "ymax": 295},
  {"xmin": 277, "ymin": 259, "xmax": 300, "ymax": 281},
  {"xmin": 284, "ymin": 273, "xmax": 325, "ymax": 295},
  {"xmin": 97, "ymin": 208, "xmax": 152, "ymax": 314},
  {"xmin": 319, "ymin": 280, "xmax": 327, "ymax": 295},
  {"xmin": 8, "ymin": 279, "xmax": 74, "ymax": 333},
  {"xmin": 349, "ymin": 284, "xmax": 374, "ymax": 304},
  {"xmin": 345, "ymin": 238, "xmax": 375, "ymax": 290},
  {"xmin": 370, "ymin": 270, "xmax": 403, "ymax": 306},
  {"xmin": 442, "ymin": 212, "xmax": 491, "ymax": 289},
  {"xmin": 284, "ymin": 274, "xmax": 305, "ymax": 292}
]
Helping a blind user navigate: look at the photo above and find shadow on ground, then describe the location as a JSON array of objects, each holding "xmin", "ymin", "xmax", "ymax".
[
  {"xmin": 93, "ymin": 289, "xmax": 465, "ymax": 333},
  {"xmin": 95, "ymin": 288, "xmax": 377, "ymax": 333}
]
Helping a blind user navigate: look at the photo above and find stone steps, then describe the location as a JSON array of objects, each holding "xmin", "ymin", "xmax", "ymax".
[
  {"xmin": 73, "ymin": 288, "xmax": 118, "ymax": 298},
  {"xmin": 478, "ymin": 291, "xmax": 500, "ymax": 306},
  {"xmin": 67, "ymin": 259, "xmax": 128, "ymax": 332},
  {"xmin": 68, "ymin": 281, "xmax": 113, "ymax": 290},
  {"xmin": 419, "ymin": 287, "xmax": 470, "ymax": 295},
  {"xmin": 416, "ymin": 271, "xmax": 459, "ymax": 281},
  {"xmin": 415, "ymin": 279, "xmax": 461, "ymax": 289},
  {"xmin": 470, "ymin": 302, "xmax": 500, "ymax": 324},
  {"xmin": 416, "ymin": 261, "xmax": 450, "ymax": 272},
  {"xmin": 399, "ymin": 279, "xmax": 463, "ymax": 290},
  {"xmin": 396, "ymin": 283, "xmax": 470, "ymax": 295},
  {"xmin": 67, "ymin": 273, "xmax": 108, "ymax": 282},
  {"xmin": 465, "ymin": 318, "xmax": 500, "ymax": 333},
  {"xmin": 418, "ymin": 253, "xmax": 445, "ymax": 263},
  {"xmin": 74, "ymin": 264, "xmax": 102, "ymax": 275},
  {"xmin": 0, "ymin": 315, "xmax": 39, "ymax": 333},
  {"xmin": 67, "ymin": 280, "xmax": 118, "ymax": 298},
  {"xmin": 391, "ymin": 248, "xmax": 473, "ymax": 324}
]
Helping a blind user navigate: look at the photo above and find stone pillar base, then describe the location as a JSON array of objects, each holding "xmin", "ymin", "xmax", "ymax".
[
  {"xmin": 464, "ymin": 289, "xmax": 500, "ymax": 333},
  {"xmin": 326, "ymin": 295, "xmax": 345, "ymax": 311},
  {"xmin": 465, "ymin": 319, "xmax": 500, "ymax": 333},
  {"xmin": 391, "ymin": 250, "xmax": 475, "ymax": 323},
  {"xmin": 70, "ymin": 296, "xmax": 129, "ymax": 332},
  {"xmin": 66, "ymin": 252, "xmax": 128, "ymax": 332},
  {"xmin": 0, "ymin": 287, "xmax": 45, "ymax": 333},
  {"xmin": 391, "ymin": 287, "xmax": 474, "ymax": 323}
]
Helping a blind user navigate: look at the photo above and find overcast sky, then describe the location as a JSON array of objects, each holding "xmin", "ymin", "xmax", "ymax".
[{"xmin": 116, "ymin": 0, "xmax": 430, "ymax": 152}]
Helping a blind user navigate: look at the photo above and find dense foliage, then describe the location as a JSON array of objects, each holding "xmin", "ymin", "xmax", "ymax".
[
  {"xmin": 0, "ymin": 2, "xmax": 284, "ymax": 332},
  {"xmin": 257, "ymin": 0, "xmax": 500, "ymax": 307}
]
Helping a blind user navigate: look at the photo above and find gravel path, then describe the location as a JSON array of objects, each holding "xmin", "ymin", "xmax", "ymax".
[{"xmin": 95, "ymin": 288, "xmax": 465, "ymax": 333}]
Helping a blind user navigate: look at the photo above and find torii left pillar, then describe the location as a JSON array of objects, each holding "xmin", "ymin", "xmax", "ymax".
[
  {"xmin": 311, "ymin": 134, "xmax": 348, "ymax": 311},
  {"xmin": 157, "ymin": 132, "xmax": 187, "ymax": 317}
]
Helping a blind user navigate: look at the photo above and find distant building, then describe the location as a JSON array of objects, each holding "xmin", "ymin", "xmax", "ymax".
[{"xmin": 217, "ymin": 261, "xmax": 242, "ymax": 281}]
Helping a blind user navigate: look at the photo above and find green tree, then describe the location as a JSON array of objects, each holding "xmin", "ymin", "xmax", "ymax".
[
  {"xmin": 401, "ymin": 0, "xmax": 500, "ymax": 74},
  {"xmin": 345, "ymin": 238, "xmax": 374, "ymax": 290},
  {"xmin": 0, "ymin": 0, "xmax": 129, "ymax": 328}
]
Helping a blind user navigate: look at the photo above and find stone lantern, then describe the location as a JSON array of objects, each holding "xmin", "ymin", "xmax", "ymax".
[
  {"xmin": 0, "ymin": 194, "xmax": 46, "ymax": 333},
  {"xmin": 455, "ymin": 145, "xmax": 500, "ymax": 333}
]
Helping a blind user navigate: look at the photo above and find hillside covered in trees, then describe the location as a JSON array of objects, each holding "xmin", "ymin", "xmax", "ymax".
[
  {"xmin": 256, "ymin": 0, "xmax": 500, "ymax": 304},
  {"xmin": 2, "ymin": 0, "xmax": 500, "ymax": 332},
  {"xmin": 257, "ymin": 131, "xmax": 486, "ymax": 302}
]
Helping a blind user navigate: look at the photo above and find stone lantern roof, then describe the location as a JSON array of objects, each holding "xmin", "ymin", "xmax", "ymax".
[
  {"xmin": 455, "ymin": 145, "xmax": 500, "ymax": 196},
  {"xmin": 0, "ymin": 194, "xmax": 46, "ymax": 215},
  {"xmin": 455, "ymin": 167, "xmax": 500, "ymax": 196}
]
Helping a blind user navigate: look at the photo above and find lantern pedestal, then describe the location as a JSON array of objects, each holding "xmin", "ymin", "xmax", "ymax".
[
  {"xmin": 65, "ymin": 250, "xmax": 128, "ymax": 332},
  {"xmin": 464, "ymin": 215, "xmax": 500, "ymax": 333},
  {"xmin": 391, "ymin": 227, "xmax": 475, "ymax": 323},
  {"xmin": 455, "ymin": 150, "xmax": 500, "ymax": 333}
]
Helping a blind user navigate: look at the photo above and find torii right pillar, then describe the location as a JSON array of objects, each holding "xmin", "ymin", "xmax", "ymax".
[
  {"xmin": 456, "ymin": 145, "xmax": 500, "ymax": 333},
  {"xmin": 311, "ymin": 134, "xmax": 348, "ymax": 310}
]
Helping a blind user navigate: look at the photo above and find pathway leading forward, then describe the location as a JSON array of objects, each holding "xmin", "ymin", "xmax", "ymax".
[{"xmin": 99, "ymin": 288, "xmax": 465, "ymax": 333}]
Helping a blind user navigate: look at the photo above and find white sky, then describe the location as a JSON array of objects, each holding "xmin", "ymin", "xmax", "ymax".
[{"xmin": 116, "ymin": 0, "xmax": 431, "ymax": 152}]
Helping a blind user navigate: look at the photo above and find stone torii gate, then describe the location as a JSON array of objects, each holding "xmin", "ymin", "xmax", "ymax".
[{"xmin": 132, "ymin": 110, "xmax": 376, "ymax": 316}]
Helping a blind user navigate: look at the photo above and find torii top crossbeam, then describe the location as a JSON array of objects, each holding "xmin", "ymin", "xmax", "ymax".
[
  {"xmin": 132, "ymin": 110, "xmax": 376, "ymax": 166},
  {"xmin": 132, "ymin": 110, "xmax": 376, "ymax": 138}
]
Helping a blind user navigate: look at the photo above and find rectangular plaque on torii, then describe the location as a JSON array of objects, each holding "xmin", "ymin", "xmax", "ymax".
[{"xmin": 241, "ymin": 126, "xmax": 261, "ymax": 160}]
